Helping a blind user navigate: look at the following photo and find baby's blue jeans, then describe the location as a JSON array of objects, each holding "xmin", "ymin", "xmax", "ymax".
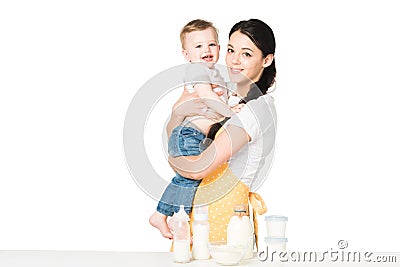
[{"xmin": 157, "ymin": 126, "xmax": 209, "ymax": 216}]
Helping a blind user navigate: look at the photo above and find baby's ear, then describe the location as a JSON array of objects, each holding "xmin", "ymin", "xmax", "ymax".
[{"xmin": 182, "ymin": 49, "xmax": 191, "ymax": 62}]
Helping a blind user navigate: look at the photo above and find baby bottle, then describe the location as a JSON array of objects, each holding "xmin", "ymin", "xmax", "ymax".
[
  {"xmin": 227, "ymin": 204, "xmax": 254, "ymax": 259},
  {"xmin": 170, "ymin": 205, "xmax": 191, "ymax": 263},
  {"xmin": 192, "ymin": 205, "xmax": 210, "ymax": 260}
]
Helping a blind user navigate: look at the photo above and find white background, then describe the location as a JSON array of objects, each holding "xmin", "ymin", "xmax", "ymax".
[{"xmin": 1, "ymin": 0, "xmax": 399, "ymax": 253}]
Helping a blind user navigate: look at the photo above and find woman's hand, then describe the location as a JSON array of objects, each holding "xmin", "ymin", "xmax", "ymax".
[
  {"xmin": 166, "ymin": 87, "xmax": 224, "ymax": 137},
  {"xmin": 166, "ymin": 88, "xmax": 205, "ymax": 137},
  {"xmin": 230, "ymin": 103, "xmax": 245, "ymax": 114},
  {"xmin": 173, "ymin": 86, "xmax": 226, "ymax": 118},
  {"xmin": 172, "ymin": 88, "xmax": 207, "ymax": 118}
]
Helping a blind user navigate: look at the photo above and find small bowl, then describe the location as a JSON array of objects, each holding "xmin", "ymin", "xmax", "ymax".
[{"xmin": 208, "ymin": 241, "xmax": 246, "ymax": 266}]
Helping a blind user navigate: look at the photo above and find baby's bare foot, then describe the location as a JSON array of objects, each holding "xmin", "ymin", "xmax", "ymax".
[{"xmin": 149, "ymin": 211, "xmax": 173, "ymax": 239}]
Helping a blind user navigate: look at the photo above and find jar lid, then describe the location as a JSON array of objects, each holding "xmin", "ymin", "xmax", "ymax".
[
  {"xmin": 264, "ymin": 215, "xmax": 288, "ymax": 222},
  {"xmin": 264, "ymin": 237, "xmax": 288, "ymax": 243}
]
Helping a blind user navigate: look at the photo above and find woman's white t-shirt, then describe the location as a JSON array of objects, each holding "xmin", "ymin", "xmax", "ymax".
[{"xmin": 225, "ymin": 94, "xmax": 277, "ymax": 191}]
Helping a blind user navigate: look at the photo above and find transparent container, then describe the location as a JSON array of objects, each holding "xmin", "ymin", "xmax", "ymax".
[
  {"xmin": 227, "ymin": 204, "xmax": 254, "ymax": 260},
  {"xmin": 264, "ymin": 237, "xmax": 288, "ymax": 252},
  {"xmin": 264, "ymin": 215, "xmax": 288, "ymax": 237},
  {"xmin": 170, "ymin": 205, "xmax": 191, "ymax": 263},
  {"xmin": 192, "ymin": 205, "xmax": 210, "ymax": 260},
  {"xmin": 208, "ymin": 241, "xmax": 246, "ymax": 265}
]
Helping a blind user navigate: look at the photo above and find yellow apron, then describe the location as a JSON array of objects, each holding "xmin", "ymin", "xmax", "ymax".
[
  {"xmin": 171, "ymin": 130, "xmax": 268, "ymax": 252},
  {"xmin": 189, "ymin": 162, "xmax": 267, "ymax": 251}
]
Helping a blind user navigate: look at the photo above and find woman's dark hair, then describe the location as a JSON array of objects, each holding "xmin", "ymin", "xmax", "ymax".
[{"xmin": 206, "ymin": 19, "xmax": 277, "ymax": 140}]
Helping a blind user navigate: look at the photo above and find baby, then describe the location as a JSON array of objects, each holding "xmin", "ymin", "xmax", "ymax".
[{"xmin": 150, "ymin": 19, "xmax": 237, "ymax": 239}]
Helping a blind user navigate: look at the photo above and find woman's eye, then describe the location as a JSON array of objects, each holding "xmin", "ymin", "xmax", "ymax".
[
  {"xmin": 227, "ymin": 48, "xmax": 234, "ymax": 53},
  {"xmin": 243, "ymin": 52, "xmax": 252, "ymax": 57}
]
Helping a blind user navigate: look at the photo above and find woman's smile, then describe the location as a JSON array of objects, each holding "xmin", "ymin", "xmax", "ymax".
[{"xmin": 229, "ymin": 67, "xmax": 243, "ymax": 74}]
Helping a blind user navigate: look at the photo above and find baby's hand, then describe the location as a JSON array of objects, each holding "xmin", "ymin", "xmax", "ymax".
[{"xmin": 231, "ymin": 103, "xmax": 244, "ymax": 113}]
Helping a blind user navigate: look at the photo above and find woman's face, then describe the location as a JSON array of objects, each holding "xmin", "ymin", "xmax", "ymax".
[{"xmin": 225, "ymin": 31, "xmax": 267, "ymax": 87}]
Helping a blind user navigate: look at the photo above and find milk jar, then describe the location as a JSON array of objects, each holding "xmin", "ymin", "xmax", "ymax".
[
  {"xmin": 192, "ymin": 206, "xmax": 210, "ymax": 260},
  {"xmin": 170, "ymin": 205, "xmax": 191, "ymax": 263},
  {"xmin": 227, "ymin": 204, "xmax": 254, "ymax": 259}
]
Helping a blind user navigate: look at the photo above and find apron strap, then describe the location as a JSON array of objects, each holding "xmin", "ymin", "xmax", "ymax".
[
  {"xmin": 249, "ymin": 192, "xmax": 268, "ymax": 252},
  {"xmin": 249, "ymin": 192, "xmax": 267, "ymax": 215}
]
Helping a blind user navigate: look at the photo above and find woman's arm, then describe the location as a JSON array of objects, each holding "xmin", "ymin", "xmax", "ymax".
[
  {"xmin": 166, "ymin": 88, "xmax": 206, "ymax": 137},
  {"xmin": 193, "ymin": 83, "xmax": 234, "ymax": 117},
  {"xmin": 168, "ymin": 124, "xmax": 250, "ymax": 180},
  {"xmin": 166, "ymin": 87, "xmax": 224, "ymax": 137}
]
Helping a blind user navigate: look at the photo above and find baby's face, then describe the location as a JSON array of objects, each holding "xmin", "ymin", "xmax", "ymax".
[{"xmin": 182, "ymin": 28, "xmax": 220, "ymax": 64}]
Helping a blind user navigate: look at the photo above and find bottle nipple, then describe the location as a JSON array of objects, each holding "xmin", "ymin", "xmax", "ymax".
[{"xmin": 175, "ymin": 205, "xmax": 189, "ymax": 221}]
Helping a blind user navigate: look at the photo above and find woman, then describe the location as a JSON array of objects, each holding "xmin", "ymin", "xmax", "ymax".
[{"xmin": 168, "ymin": 18, "xmax": 277, "ymax": 244}]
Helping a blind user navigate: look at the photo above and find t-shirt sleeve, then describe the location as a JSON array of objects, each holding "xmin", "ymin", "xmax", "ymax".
[
  {"xmin": 225, "ymin": 96, "xmax": 275, "ymax": 142},
  {"xmin": 184, "ymin": 63, "xmax": 211, "ymax": 84},
  {"xmin": 225, "ymin": 102, "xmax": 261, "ymax": 142}
]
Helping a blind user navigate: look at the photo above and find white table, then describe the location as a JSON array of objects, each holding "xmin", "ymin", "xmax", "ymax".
[
  {"xmin": 0, "ymin": 251, "xmax": 256, "ymax": 267},
  {"xmin": 0, "ymin": 251, "xmax": 398, "ymax": 267}
]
